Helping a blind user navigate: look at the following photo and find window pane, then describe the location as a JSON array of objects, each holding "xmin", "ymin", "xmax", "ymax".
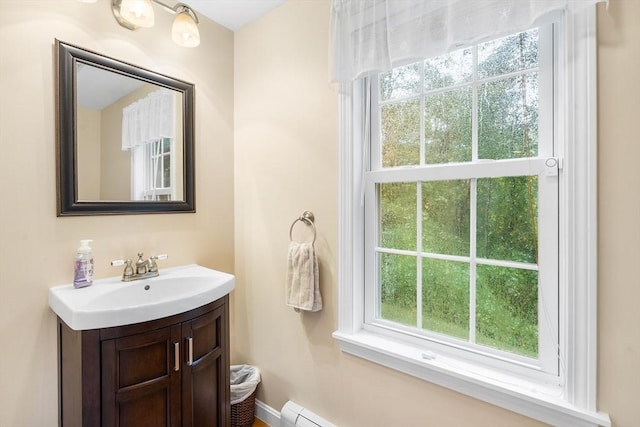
[
  {"xmin": 476, "ymin": 265, "xmax": 538, "ymax": 357},
  {"xmin": 381, "ymin": 99, "xmax": 420, "ymax": 167},
  {"xmin": 380, "ymin": 253, "xmax": 416, "ymax": 327},
  {"xmin": 477, "ymin": 177, "xmax": 538, "ymax": 264},
  {"xmin": 422, "ymin": 180, "xmax": 470, "ymax": 256},
  {"xmin": 424, "ymin": 87, "xmax": 472, "ymax": 164},
  {"xmin": 478, "ymin": 72, "xmax": 539, "ymax": 160},
  {"xmin": 380, "ymin": 62, "xmax": 420, "ymax": 101},
  {"xmin": 478, "ymin": 29, "xmax": 539, "ymax": 79},
  {"xmin": 422, "ymin": 258, "xmax": 469, "ymax": 339},
  {"xmin": 424, "ymin": 48, "xmax": 472, "ymax": 90},
  {"xmin": 379, "ymin": 183, "xmax": 416, "ymax": 251},
  {"xmin": 162, "ymin": 137, "xmax": 171, "ymax": 153}
]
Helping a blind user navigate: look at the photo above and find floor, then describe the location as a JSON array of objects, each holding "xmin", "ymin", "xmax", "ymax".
[{"xmin": 252, "ymin": 418, "xmax": 269, "ymax": 427}]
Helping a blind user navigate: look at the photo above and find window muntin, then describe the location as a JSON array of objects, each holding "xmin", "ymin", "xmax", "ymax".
[{"xmin": 365, "ymin": 27, "xmax": 558, "ymax": 374}]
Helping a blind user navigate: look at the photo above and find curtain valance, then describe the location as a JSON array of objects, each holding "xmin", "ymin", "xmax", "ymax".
[
  {"xmin": 331, "ymin": 0, "xmax": 606, "ymax": 84},
  {"xmin": 122, "ymin": 88, "xmax": 175, "ymax": 150}
]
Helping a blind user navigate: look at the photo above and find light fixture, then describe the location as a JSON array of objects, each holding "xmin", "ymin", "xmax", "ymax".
[
  {"xmin": 171, "ymin": 6, "xmax": 200, "ymax": 47},
  {"xmin": 112, "ymin": 0, "xmax": 154, "ymax": 29},
  {"xmin": 111, "ymin": 0, "xmax": 200, "ymax": 48}
]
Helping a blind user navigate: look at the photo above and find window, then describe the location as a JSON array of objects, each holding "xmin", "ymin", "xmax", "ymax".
[
  {"xmin": 366, "ymin": 26, "xmax": 559, "ymax": 380},
  {"xmin": 334, "ymin": 7, "xmax": 609, "ymax": 427},
  {"xmin": 131, "ymin": 137, "xmax": 175, "ymax": 201}
]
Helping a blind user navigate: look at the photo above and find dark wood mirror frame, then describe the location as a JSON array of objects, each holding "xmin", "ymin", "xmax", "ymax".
[{"xmin": 55, "ymin": 40, "xmax": 195, "ymax": 216}]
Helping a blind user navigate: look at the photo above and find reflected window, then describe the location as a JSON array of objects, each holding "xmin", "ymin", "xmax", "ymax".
[
  {"xmin": 132, "ymin": 137, "xmax": 174, "ymax": 201},
  {"xmin": 122, "ymin": 88, "xmax": 178, "ymax": 201}
]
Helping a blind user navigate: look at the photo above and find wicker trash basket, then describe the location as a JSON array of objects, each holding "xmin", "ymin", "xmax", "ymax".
[
  {"xmin": 230, "ymin": 365, "xmax": 261, "ymax": 427},
  {"xmin": 231, "ymin": 388, "xmax": 257, "ymax": 427}
]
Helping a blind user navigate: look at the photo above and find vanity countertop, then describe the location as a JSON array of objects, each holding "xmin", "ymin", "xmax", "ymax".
[{"xmin": 49, "ymin": 264, "xmax": 235, "ymax": 330}]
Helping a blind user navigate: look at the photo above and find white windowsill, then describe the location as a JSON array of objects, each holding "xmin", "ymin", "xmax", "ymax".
[{"xmin": 333, "ymin": 329, "xmax": 610, "ymax": 427}]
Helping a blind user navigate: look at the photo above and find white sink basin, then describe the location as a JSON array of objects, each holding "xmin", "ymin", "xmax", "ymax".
[{"xmin": 49, "ymin": 264, "xmax": 235, "ymax": 330}]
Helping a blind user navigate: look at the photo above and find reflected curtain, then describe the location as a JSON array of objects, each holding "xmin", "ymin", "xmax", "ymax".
[
  {"xmin": 331, "ymin": 0, "xmax": 607, "ymax": 85},
  {"xmin": 121, "ymin": 88, "xmax": 175, "ymax": 150}
]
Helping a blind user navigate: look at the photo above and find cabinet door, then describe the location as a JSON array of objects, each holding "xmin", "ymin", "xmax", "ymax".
[
  {"xmin": 181, "ymin": 305, "xmax": 229, "ymax": 427},
  {"xmin": 102, "ymin": 325, "xmax": 182, "ymax": 427}
]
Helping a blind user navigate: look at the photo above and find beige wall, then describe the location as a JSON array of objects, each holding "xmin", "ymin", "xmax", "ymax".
[
  {"xmin": 234, "ymin": 1, "xmax": 639, "ymax": 426},
  {"xmin": 0, "ymin": 2, "xmax": 234, "ymax": 426},
  {"xmin": 596, "ymin": 0, "xmax": 640, "ymax": 424}
]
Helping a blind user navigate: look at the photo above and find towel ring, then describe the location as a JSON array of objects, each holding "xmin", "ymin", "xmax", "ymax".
[{"xmin": 289, "ymin": 211, "xmax": 316, "ymax": 245}]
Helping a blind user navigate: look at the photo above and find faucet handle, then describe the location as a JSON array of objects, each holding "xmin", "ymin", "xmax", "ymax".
[
  {"xmin": 123, "ymin": 260, "xmax": 134, "ymax": 279},
  {"xmin": 111, "ymin": 259, "xmax": 134, "ymax": 281},
  {"xmin": 149, "ymin": 254, "xmax": 168, "ymax": 273}
]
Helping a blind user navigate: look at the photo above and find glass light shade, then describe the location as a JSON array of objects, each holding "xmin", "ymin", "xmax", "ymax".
[
  {"xmin": 119, "ymin": 0, "xmax": 155, "ymax": 28},
  {"xmin": 172, "ymin": 10, "xmax": 200, "ymax": 48}
]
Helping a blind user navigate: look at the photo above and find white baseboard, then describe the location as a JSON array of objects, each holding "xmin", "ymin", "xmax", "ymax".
[{"xmin": 255, "ymin": 398, "xmax": 281, "ymax": 427}]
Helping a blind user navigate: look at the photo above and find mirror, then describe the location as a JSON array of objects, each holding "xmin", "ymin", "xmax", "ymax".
[{"xmin": 56, "ymin": 40, "xmax": 195, "ymax": 215}]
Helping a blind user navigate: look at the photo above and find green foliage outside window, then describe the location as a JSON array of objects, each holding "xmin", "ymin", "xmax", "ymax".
[{"xmin": 377, "ymin": 29, "xmax": 541, "ymax": 357}]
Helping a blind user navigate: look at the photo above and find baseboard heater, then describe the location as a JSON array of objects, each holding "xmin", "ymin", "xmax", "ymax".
[{"xmin": 280, "ymin": 400, "xmax": 336, "ymax": 427}]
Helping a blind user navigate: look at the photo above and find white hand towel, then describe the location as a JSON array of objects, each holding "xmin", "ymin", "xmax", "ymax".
[{"xmin": 286, "ymin": 242, "xmax": 322, "ymax": 312}]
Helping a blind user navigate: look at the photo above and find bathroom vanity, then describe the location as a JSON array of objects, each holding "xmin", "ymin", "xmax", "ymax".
[{"xmin": 49, "ymin": 264, "xmax": 234, "ymax": 426}]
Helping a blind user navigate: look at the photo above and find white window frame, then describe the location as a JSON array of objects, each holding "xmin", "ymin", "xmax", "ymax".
[{"xmin": 333, "ymin": 6, "xmax": 610, "ymax": 427}]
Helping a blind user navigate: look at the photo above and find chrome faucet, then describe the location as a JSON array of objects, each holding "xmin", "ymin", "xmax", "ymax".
[{"xmin": 111, "ymin": 253, "xmax": 168, "ymax": 282}]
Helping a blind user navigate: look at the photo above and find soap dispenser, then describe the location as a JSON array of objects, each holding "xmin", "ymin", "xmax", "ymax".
[{"xmin": 73, "ymin": 239, "xmax": 94, "ymax": 288}]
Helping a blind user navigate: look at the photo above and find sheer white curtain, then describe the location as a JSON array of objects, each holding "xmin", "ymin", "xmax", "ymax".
[
  {"xmin": 331, "ymin": 0, "xmax": 607, "ymax": 85},
  {"xmin": 121, "ymin": 88, "xmax": 175, "ymax": 150}
]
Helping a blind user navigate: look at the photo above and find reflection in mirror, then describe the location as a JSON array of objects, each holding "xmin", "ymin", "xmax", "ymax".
[
  {"xmin": 76, "ymin": 63, "xmax": 184, "ymax": 202},
  {"xmin": 56, "ymin": 40, "xmax": 195, "ymax": 215}
]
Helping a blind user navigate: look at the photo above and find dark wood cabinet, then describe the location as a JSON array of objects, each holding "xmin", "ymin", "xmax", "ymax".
[{"xmin": 58, "ymin": 296, "xmax": 230, "ymax": 427}]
